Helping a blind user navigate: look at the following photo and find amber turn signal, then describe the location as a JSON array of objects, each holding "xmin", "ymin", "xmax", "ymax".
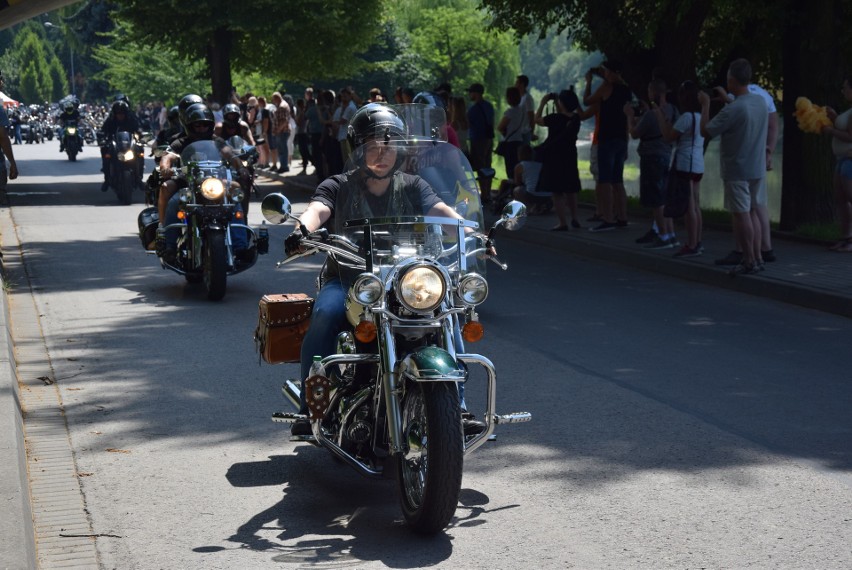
[
  {"xmin": 355, "ymin": 320, "xmax": 377, "ymax": 343},
  {"xmin": 462, "ymin": 321, "xmax": 484, "ymax": 343},
  {"xmin": 176, "ymin": 211, "xmax": 186, "ymax": 220},
  {"xmin": 234, "ymin": 211, "xmax": 244, "ymax": 220}
]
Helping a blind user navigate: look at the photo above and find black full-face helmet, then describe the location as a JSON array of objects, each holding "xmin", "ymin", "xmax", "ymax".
[
  {"xmin": 111, "ymin": 99, "xmax": 129, "ymax": 116},
  {"xmin": 182, "ymin": 103, "xmax": 215, "ymax": 138},
  {"xmin": 347, "ymin": 103, "xmax": 406, "ymax": 150},
  {"xmin": 177, "ymin": 94, "xmax": 204, "ymax": 127},
  {"xmin": 222, "ymin": 103, "xmax": 241, "ymax": 124}
]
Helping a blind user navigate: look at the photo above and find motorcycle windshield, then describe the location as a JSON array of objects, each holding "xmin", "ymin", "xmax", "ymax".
[
  {"xmin": 225, "ymin": 136, "xmax": 248, "ymax": 151},
  {"xmin": 115, "ymin": 131, "xmax": 132, "ymax": 150},
  {"xmin": 180, "ymin": 139, "xmax": 225, "ymax": 164}
]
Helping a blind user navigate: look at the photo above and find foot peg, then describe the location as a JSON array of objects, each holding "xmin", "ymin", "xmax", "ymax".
[
  {"xmin": 271, "ymin": 411, "xmax": 308, "ymax": 424},
  {"xmin": 494, "ymin": 412, "xmax": 532, "ymax": 424}
]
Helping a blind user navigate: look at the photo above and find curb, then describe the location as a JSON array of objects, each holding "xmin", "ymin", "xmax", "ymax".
[
  {"xmin": 506, "ymin": 225, "xmax": 852, "ymax": 319},
  {"xmin": 0, "ymin": 209, "xmax": 37, "ymax": 570}
]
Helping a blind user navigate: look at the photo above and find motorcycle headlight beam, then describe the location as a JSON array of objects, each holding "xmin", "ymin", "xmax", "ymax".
[
  {"xmin": 457, "ymin": 273, "xmax": 489, "ymax": 306},
  {"xmin": 398, "ymin": 265, "xmax": 445, "ymax": 313},
  {"xmin": 67, "ymin": 127, "xmax": 76, "ymax": 135},
  {"xmin": 352, "ymin": 273, "xmax": 384, "ymax": 306},
  {"xmin": 119, "ymin": 149, "xmax": 135, "ymax": 162},
  {"xmin": 200, "ymin": 178, "xmax": 225, "ymax": 200}
]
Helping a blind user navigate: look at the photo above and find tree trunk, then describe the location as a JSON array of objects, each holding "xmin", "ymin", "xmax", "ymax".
[
  {"xmin": 206, "ymin": 28, "xmax": 233, "ymax": 105},
  {"xmin": 589, "ymin": 0, "xmax": 713, "ymax": 98},
  {"xmin": 780, "ymin": 0, "xmax": 846, "ymax": 230}
]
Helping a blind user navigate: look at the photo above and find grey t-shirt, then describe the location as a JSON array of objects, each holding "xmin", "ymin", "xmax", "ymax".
[
  {"xmin": 705, "ymin": 92, "xmax": 768, "ymax": 181},
  {"xmin": 636, "ymin": 104, "xmax": 676, "ymax": 159}
]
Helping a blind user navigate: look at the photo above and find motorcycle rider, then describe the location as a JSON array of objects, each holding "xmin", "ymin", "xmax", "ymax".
[
  {"xmin": 158, "ymin": 102, "xmax": 251, "ymax": 263},
  {"xmin": 0, "ymin": 70, "xmax": 19, "ymax": 184},
  {"xmin": 283, "ymin": 102, "xmax": 489, "ymax": 436},
  {"xmin": 58, "ymin": 97, "xmax": 82, "ymax": 153},
  {"xmin": 99, "ymin": 98, "xmax": 141, "ymax": 192},
  {"xmin": 144, "ymin": 106, "xmax": 182, "ymax": 204},
  {"xmin": 215, "ymin": 103, "xmax": 255, "ymax": 144}
]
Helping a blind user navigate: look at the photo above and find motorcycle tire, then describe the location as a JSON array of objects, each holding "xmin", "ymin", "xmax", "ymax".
[
  {"xmin": 117, "ymin": 171, "xmax": 133, "ymax": 205},
  {"xmin": 67, "ymin": 145, "xmax": 77, "ymax": 162},
  {"xmin": 203, "ymin": 229, "xmax": 227, "ymax": 301},
  {"xmin": 397, "ymin": 381, "xmax": 463, "ymax": 534}
]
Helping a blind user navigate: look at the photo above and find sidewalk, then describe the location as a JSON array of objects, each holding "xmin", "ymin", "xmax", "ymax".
[{"xmin": 259, "ymin": 166, "xmax": 852, "ymax": 320}]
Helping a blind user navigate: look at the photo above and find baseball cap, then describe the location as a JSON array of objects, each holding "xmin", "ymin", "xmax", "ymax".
[{"xmin": 467, "ymin": 83, "xmax": 484, "ymax": 94}]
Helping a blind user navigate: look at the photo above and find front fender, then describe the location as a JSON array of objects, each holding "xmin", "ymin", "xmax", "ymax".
[{"xmin": 399, "ymin": 346, "xmax": 466, "ymax": 382}]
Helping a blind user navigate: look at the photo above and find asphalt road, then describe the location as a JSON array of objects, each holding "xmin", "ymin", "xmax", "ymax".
[{"xmin": 6, "ymin": 141, "xmax": 852, "ymax": 569}]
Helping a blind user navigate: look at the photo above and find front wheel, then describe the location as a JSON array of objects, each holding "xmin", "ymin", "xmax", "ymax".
[
  {"xmin": 397, "ymin": 382, "xmax": 463, "ymax": 534},
  {"xmin": 116, "ymin": 170, "xmax": 133, "ymax": 205},
  {"xmin": 203, "ymin": 229, "xmax": 227, "ymax": 301}
]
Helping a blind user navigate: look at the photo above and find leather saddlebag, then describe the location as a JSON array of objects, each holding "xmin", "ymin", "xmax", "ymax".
[{"xmin": 254, "ymin": 293, "xmax": 314, "ymax": 364}]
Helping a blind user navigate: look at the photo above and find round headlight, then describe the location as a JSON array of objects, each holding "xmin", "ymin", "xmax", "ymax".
[
  {"xmin": 120, "ymin": 149, "xmax": 135, "ymax": 161},
  {"xmin": 458, "ymin": 273, "xmax": 488, "ymax": 305},
  {"xmin": 229, "ymin": 186, "xmax": 245, "ymax": 203},
  {"xmin": 399, "ymin": 265, "xmax": 445, "ymax": 312},
  {"xmin": 67, "ymin": 127, "xmax": 76, "ymax": 134},
  {"xmin": 353, "ymin": 273, "xmax": 384, "ymax": 306},
  {"xmin": 200, "ymin": 177, "xmax": 225, "ymax": 200}
]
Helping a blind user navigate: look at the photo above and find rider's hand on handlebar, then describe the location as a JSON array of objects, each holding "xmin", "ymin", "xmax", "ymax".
[{"xmin": 284, "ymin": 229, "xmax": 305, "ymax": 257}]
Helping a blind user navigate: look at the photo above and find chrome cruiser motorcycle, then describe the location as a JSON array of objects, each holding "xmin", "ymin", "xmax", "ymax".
[
  {"xmin": 139, "ymin": 139, "xmax": 268, "ymax": 301},
  {"xmin": 258, "ymin": 103, "xmax": 530, "ymax": 533}
]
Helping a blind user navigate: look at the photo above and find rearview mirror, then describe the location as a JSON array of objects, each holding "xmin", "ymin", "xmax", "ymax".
[{"xmin": 261, "ymin": 192, "xmax": 293, "ymax": 225}]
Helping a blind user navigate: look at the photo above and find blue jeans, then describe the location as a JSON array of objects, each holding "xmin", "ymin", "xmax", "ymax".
[
  {"xmin": 298, "ymin": 278, "xmax": 469, "ymax": 413},
  {"xmin": 164, "ymin": 193, "xmax": 248, "ymax": 250}
]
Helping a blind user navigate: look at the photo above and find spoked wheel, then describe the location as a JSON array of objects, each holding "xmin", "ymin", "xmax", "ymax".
[
  {"xmin": 397, "ymin": 382, "xmax": 463, "ymax": 534},
  {"xmin": 203, "ymin": 229, "xmax": 227, "ymax": 301}
]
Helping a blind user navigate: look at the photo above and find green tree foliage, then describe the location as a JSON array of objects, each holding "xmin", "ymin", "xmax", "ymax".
[
  {"xmin": 92, "ymin": 21, "xmax": 208, "ymax": 104},
  {"xmin": 47, "ymin": 57, "xmax": 68, "ymax": 101},
  {"xmin": 11, "ymin": 27, "xmax": 55, "ymax": 103},
  {"xmin": 113, "ymin": 0, "xmax": 386, "ymax": 103},
  {"xmin": 480, "ymin": 0, "xmax": 852, "ymax": 229}
]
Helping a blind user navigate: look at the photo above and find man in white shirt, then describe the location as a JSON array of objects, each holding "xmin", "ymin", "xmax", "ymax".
[
  {"xmin": 336, "ymin": 88, "xmax": 358, "ymax": 164},
  {"xmin": 515, "ymin": 74, "xmax": 535, "ymax": 145}
]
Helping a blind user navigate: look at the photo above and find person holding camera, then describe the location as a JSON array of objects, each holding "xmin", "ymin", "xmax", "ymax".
[
  {"xmin": 584, "ymin": 60, "xmax": 633, "ymax": 232},
  {"xmin": 534, "ymin": 88, "xmax": 589, "ymax": 230},
  {"xmin": 625, "ymin": 77, "xmax": 679, "ymax": 249}
]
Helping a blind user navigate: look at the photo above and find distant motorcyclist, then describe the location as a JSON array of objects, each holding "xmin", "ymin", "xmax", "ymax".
[
  {"xmin": 215, "ymin": 103, "xmax": 255, "ymax": 144},
  {"xmin": 99, "ymin": 98, "xmax": 141, "ymax": 192},
  {"xmin": 58, "ymin": 98, "xmax": 82, "ymax": 153},
  {"xmin": 157, "ymin": 103, "xmax": 250, "ymax": 262}
]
